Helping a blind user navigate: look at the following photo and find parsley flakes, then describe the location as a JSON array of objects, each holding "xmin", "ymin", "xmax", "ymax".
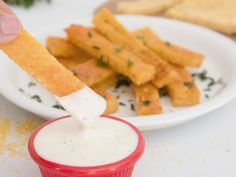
[
  {"xmin": 88, "ymin": 31, "xmax": 93, "ymax": 38},
  {"xmin": 127, "ymin": 59, "xmax": 133, "ymax": 68},
  {"xmin": 28, "ymin": 81, "xmax": 37, "ymax": 87},
  {"xmin": 142, "ymin": 99, "xmax": 151, "ymax": 106},
  {"xmin": 31, "ymin": 95, "xmax": 42, "ymax": 103},
  {"xmin": 119, "ymin": 102, "xmax": 126, "ymax": 106},
  {"xmin": 192, "ymin": 70, "xmax": 225, "ymax": 91},
  {"xmin": 92, "ymin": 45, "xmax": 100, "ymax": 50},
  {"xmin": 53, "ymin": 104, "xmax": 65, "ymax": 110},
  {"xmin": 115, "ymin": 77, "xmax": 131, "ymax": 88},
  {"xmin": 97, "ymin": 57, "xmax": 108, "ymax": 67},
  {"xmin": 184, "ymin": 82, "xmax": 194, "ymax": 88},
  {"xmin": 115, "ymin": 48, "xmax": 123, "ymax": 53}
]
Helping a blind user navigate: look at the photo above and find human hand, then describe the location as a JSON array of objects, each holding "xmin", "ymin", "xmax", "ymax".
[{"xmin": 0, "ymin": 0, "xmax": 21, "ymax": 44}]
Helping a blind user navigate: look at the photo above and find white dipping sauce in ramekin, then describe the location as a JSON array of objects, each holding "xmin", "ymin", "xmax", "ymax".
[{"xmin": 34, "ymin": 117, "xmax": 138, "ymax": 166}]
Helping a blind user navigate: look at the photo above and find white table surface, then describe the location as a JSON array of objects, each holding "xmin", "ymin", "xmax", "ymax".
[{"xmin": 1, "ymin": 0, "xmax": 236, "ymax": 176}]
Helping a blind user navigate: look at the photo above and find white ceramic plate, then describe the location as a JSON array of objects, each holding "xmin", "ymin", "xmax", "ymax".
[{"xmin": 1, "ymin": 16, "xmax": 236, "ymax": 131}]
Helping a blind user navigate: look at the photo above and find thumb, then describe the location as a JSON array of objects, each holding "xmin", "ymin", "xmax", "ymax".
[{"xmin": 0, "ymin": 1, "xmax": 21, "ymax": 44}]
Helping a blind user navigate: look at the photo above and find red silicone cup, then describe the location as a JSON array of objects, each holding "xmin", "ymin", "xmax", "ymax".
[{"xmin": 28, "ymin": 115, "xmax": 145, "ymax": 177}]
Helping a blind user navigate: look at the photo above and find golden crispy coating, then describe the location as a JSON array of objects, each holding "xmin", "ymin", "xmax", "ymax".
[
  {"xmin": 167, "ymin": 65, "xmax": 200, "ymax": 106},
  {"xmin": 94, "ymin": 74, "xmax": 118, "ymax": 90},
  {"xmin": 71, "ymin": 59, "xmax": 115, "ymax": 86},
  {"xmin": 46, "ymin": 37, "xmax": 90, "ymax": 58},
  {"xmin": 134, "ymin": 83, "xmax": 163, "ymax": 115},
  {"xmin": 133, "ymin": 27, "xmax": 204, "ymax": 68},
  {"xmin": 56, "ymin": 57, "xmax": 87, "ymax": 69},
  {"xmin": 93, "ymin": 8, "xmax": 179, "ymax": 88},
  {"xmin": 92, "ymin": 85, "xmax": 119, "ymax": 114},
  {"xmin": 65, "ymin": 25, "xmax": 156, "ymax": 85},
  {"xmin": 0, "ymin": 30, "xmax": 84, "ymax": 96}
]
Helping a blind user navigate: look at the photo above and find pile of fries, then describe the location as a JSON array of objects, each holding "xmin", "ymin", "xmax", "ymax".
[{"xmin": 46, "ymin": 8, "xmax": 204, "ymax": 116}]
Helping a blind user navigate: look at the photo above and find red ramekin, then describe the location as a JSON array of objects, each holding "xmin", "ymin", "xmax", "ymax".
[{"xmin": 28, "ymin": 115, "xmax": 145, "ymax": 177}]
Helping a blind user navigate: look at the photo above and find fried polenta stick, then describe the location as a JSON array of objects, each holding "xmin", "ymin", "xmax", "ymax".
[
  {"xmin": 92, "ymin": 85, "xmax": 119, "ymax": 114},
  {"xmin": 94, "ymin": 74, "xmax": 118, "ymax": 90},
  {"xmin": 70, "ymin": 59, "xmax": 116, "ymax": 86},
  {"xmin": 65, "ymin": 25, "xmax": 156, "ymax": 85},
  {"xmin": 0, "ymin": 30, "xmax": 84, "ymax": 96},
  {"xmin": 93, "ymin": 8, "xmax": 178, "ymax": 88},
  {"xmin": 167, "ymin": 65, "xmax": 200, "ymax": 106},
  {"xmin": 134, "ymin": 83, "xmax": 163, "ymax": 115},
  {"xmin": 46, "ymin": 37, "xmax": 90, "ymax": 59},
  {"xmin": 133, "ymin": 27, "xmax": 204, "ymax": 68},
  {"xmin": 57, "ymin": 57, "xmax": 87, "ymax": 69}
]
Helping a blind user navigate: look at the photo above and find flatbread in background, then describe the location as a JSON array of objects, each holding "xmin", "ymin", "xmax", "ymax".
[
  {"xmin": 117, "ymin": 0, "xmax": 181, "ymax": 15},
  {"xmin": 165, "ymin": 0, "xmax": 236, "ymax": 35}
]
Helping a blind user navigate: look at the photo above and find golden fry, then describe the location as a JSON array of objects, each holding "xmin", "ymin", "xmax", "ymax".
[
  {"xmin": 0, "ymin": 30, "xmax": 84, "ymax": 96},
  {"xmin": 134, "ymin": 83, "xmax": 163, "ymax": 115},
  {"xmin": 46, "ymin": 37, "xmax": 90, "ymax": 58},
  {"xmin": 71, "ymin": 59, "xmax": 115, "ymax": 86},
  {"xmin": 65, "ymin": 25, "xmax": 156, "ymax": 85},
  {"xmin": 57, "ymin": 57, "xmax": 87, "ymax": 69},
  {"xmin": 92, "ymin": 85, "xmax": 119, "ymax": 114},
  {"xmin": 167, "ymin": 65, "xmax": 200, "ymax": 106},
  {"xmin": 133, "ymin": 27, "xmax": 204, "ymax": 67},
  {"xmin": 93, "ymin": 8, "xmax": 179, "ymax": 88},
  {"xmin": 94, "ymin": 74, "xmax": 118, "ymax": 90}
]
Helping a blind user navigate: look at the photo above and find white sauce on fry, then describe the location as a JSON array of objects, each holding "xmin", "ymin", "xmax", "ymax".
[{"xmin": 56, "ymin": 86, "xmax": 106, "ymax": 127}]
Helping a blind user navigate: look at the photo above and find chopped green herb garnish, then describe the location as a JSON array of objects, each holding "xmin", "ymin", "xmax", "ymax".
[
  {"xmin": 18, "ymin": 88, "xmax": 24, "ymax": 93},
  {"xmin": 115, "ymin": 77, "xmax": 131, "ymax": 88},
  {"xmin": 71, "ymin": 70, "xmax": 78, "ymax": 76},
  {"xmin": 184, "ymin": 82, "xmax": 194, "ymax": 88},
  {"xmin": 165, "ymin": 41, "xmax": 171, "ymax": 46},
  {"xmin": 136, "ymin": 35, "xmax": 147, "ymax": 45},
  {"xmin": 28, "ymin": 81, "xmax": 37, "ymax": 87},
  {"xmin": 115, "ymin": 48, "xmax": 123, "ymax": 53},
  {"xmin": 92, "ymin": 45, "xmax": 100, "ymax": 50},
  {"xmin": 88, "ymin": 31, "xmax": 93, "ymax": 38},
  {"xmin": 119, "ymin": 102, "xmax": 126, "ymax": 106},
  {"xmin": 53, "ymin": 104, "xmax": 65, "ymax": 110},
  {"xmin": 216, "ymin": 78, "xmax": 224, "ymax": 85},
  {"xmin": 194, "ymin": 70, "xmax": 208, "ymax": 80},
  {"xmin": 127, "ymin": 59, "xmax": 133, "ymax": 68},
  {"xmin": 142, "ymin": 99, "xmax": 151, "ymax": 106},
  {"xmin": 97, "ymin": 57, "xmax": 108, "ymax": 67},
  {"xmin": 159, "ymin": 88, "xmax": 168, "ymax": 97},
  {"xmin": 131, "ymin": 104, "xmax": 135, "ymax": 111},
  {"xmin": 31, "ymin": 95, "xmax": 42, "ymax": 103},
  {"xmin": 192, "ymin": 70, "xmax": 225, "ymax": 91},
  {"xmin": 205, "ymin": 94, "xmax": 209, "ymax": 99}
]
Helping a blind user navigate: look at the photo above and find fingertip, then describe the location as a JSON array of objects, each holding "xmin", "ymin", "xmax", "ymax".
[
  {"xmin": 0, "ymin": 33, "xmax": 19, "ymax": 44},
  {"xmin": 0, "ymin": 15, "xmax": 21, "ymax": 35}
]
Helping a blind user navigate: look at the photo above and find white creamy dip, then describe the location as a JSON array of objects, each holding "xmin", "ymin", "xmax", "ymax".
[
  {"xmin": 34, "ymin": 117, "xmax": 138, "ymax": 166},
  {"xmin": 56, "ymin": 86, "xmax": 107, "ymax": 127}
]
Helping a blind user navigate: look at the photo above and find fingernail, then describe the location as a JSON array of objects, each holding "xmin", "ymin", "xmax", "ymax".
[{"xmin": 0, "ymin": 15, "xmax": 21, "ymax": 35}]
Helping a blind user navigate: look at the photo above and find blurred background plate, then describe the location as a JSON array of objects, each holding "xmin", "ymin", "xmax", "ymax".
[{"xmin": 1, "ymin": 16, "xmax": 236, "ymax": 131}]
